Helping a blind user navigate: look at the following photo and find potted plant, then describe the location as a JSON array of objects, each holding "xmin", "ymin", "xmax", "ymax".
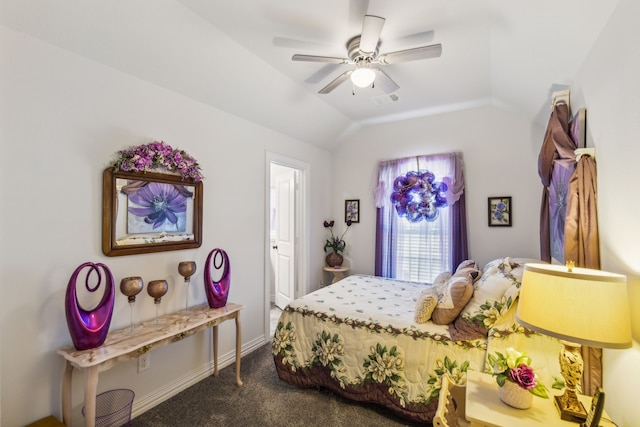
[
  {"xmin": 487, "ymin": 347, "xmax": 549, "ymax": 409},
  {"xmin": 323, "ymin": 220, "xmax": 351, "ymax": 267}
]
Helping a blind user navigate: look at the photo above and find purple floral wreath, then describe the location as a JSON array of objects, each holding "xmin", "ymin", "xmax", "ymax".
[{"xmin": 390, "ymin": 170, "xmax": 448, "ymax": 222}]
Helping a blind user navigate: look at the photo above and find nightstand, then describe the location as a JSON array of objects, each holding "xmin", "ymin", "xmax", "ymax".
[
  {"xmin": 465, "ymin": 370, "xmax": 615, "ymax": 427},
  {"xmin": 323, "ymin": 266, "xmax": 349, "ymax": 284}
]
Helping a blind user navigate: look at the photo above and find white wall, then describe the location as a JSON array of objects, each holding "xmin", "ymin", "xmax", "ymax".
[
  {"xmin": 332, "ymin": 105, "xmax": 545, "ymax": 274},
  {"xmin": 0, "ymin": 25, "xmax": 332, "ymax": 426},
  {"xmin": 571, "ymin": 0, "xmax": 640, "ymax": 424}
]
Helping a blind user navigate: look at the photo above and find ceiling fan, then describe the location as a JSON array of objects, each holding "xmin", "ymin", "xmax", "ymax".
[{"xmin": 292, "ymin": 15, "xmax": 442, "ymax": 95}]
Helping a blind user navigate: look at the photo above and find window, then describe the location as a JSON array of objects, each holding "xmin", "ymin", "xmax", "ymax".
[
  {"xmin": 394, "ymin": 214, "xmax": 451, "ymax": 282},
  {"xmin": 375, "ymin": 152, "xmax": 467, "ymax": 282}
]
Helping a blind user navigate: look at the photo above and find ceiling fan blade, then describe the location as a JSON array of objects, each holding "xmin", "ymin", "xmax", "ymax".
[
  {"xmin": 318, "ymin": 70, "xmax": 353, "ymax": 94},
  {"xmin": 359, "ymin": 15, "xmax": 385, "ymax": 55},
  {"xmin": 373, "ymin": 68, "xmax": 399, "ymax": 94},
  {"xmin": 292, "ymin": 54, "xmax": 349, "ymax": 64},
  {"xmin": 378, "ymin": 43, "xmax": 442, "ymax": 65},
  {"xmin": 305, "ymin": 63, "xmax": 342, "ymax": 84}
]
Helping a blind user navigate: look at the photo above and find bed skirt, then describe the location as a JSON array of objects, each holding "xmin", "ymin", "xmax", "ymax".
[{"xmin": 273, "ymin": 354, "xmax": 437, "ymax": 423}]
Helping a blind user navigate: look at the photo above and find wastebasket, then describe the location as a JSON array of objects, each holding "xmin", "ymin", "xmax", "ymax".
[{"xmin": 82, "ymin": 389, "xmax": 135, "ymax": 427}]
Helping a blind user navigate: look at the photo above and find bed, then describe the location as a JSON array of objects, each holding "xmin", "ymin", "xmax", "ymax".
[{"xmin": 272, "ymin": 257, "xmax": 563, "ymax": 423}]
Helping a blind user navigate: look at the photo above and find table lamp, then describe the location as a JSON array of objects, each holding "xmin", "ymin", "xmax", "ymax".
[{"xmin": 516, "ymin": 262, "xmax": 631, "ymax": 422}]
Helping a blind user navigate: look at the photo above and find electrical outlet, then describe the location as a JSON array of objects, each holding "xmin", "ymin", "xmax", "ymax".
[{"xmin": 138, "ymin": 353, "xmax": 150, "ymax": 372}]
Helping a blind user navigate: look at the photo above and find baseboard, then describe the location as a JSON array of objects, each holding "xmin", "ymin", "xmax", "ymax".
[{"xmin": 130, "ymin": 335, "xmax": 267, "ymax": 418}]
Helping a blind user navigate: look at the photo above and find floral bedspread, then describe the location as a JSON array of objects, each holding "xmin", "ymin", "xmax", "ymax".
[
  {"xmin": 272, "ymin": 274, "xmax": 563, "ymax": 423},
  {"xmin": 272, "ymin": 275, "xmax": 486, "ymax": 422}
]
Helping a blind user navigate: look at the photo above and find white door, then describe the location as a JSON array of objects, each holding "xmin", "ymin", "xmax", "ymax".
[{"xmin": 274, "ymin": 168, "xmax": 296, "ymax": 309}]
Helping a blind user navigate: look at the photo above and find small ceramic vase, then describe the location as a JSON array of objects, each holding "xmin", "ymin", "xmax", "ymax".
[{"xmin": 498, "ymin": 381, "xmax": 533, "ymax": 409}]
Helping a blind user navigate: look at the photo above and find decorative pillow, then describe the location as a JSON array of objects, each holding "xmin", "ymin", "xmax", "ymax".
[
  {"xmin": 455, "ymin": 259, "xmax": 480, "ymax": 279},
  {"xmin": 414, "ymin": 289, "xmax": 438, "ymax": 324},
  {"xmin": 451, "ymin": 257, "xmax": 539, "ymax": 339},
  {"xmin": 432, "ymin": 271, "xmax": 452, "ymax": 293},
  {"xmin": 432, "ymin": 269, "xmax": 476, "ymax": 325}
]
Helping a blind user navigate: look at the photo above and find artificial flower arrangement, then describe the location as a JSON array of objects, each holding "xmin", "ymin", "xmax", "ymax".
[
  {"xmin": 111, "ymin": 140, "xmax": 203, "ymax": 181},
  {"xmin": 487, "ymin": 347, "xmax": 549, "ymax": 398},
  {"xmin": 323, "ymin": 220, "xmax": 352, "ymax": 253}
]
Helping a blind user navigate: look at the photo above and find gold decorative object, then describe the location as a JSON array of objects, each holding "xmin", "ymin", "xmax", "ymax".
[
  {"xmin": 517, "ymin": 263, "xmax": 631, "ymax": 421},
  {"xmin": 147, "ymin": 280, "xmax": 168, "ymax": 324},
  {"xmin": 178, "ymin": 261, "xmax": 197, "ymax": 312},
  {"xmin": 120, "ymin": 276, "xmax": 144, "ymax": 332}
]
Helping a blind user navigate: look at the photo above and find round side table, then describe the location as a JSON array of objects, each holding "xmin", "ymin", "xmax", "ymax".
[{"xmin": 323, "ymin": 266, "xmax": 350, "ymax": 284}]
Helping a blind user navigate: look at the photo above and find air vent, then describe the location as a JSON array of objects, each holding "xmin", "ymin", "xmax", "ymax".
[{"xmin": 371, "ymin": 93, "xmax": 399, "ymax": 105}]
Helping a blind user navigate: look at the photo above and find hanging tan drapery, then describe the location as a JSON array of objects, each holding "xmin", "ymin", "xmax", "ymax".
[
  {"xmin": 564, "ymin": 154, "xmax": 601, "ymax": 395},
  {"xmin": 564, "ymin": 155, "xmax": 600, "ymax": 268}
]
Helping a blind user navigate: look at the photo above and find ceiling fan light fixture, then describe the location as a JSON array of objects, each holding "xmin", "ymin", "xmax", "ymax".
[
  {"xmin": 291, "ymin": 14, "xmax": 442, "ymax": 94},
  {"xmin": 351, "ymin": 62, "xmax": 376, "ymax": 88}
]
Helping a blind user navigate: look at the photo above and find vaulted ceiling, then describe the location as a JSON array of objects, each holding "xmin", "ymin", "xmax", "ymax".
[{"xmin": 0, "ymin": 0, "xmax": 619, "ymax": 149}]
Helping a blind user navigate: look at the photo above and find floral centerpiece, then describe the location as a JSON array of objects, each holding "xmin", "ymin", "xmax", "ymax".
[
  {"xmin": 111, "ymin": 140, "xmax": 203, "ymax": 181},
  {"xmin": 488, "ymin": 347, "xmax": 548, "ymax": 409},
  {"xmin": 323, "ymin": 220, "xmax": 352, "ymax": 267}
]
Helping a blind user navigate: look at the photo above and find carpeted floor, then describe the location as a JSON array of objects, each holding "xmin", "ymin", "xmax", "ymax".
[{"xmin": 131, "ymin": 343, "xmax": 427, "ymax": 426}]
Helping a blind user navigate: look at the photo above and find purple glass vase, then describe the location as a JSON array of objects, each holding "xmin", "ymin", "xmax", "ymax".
[
  {"xmin": 65, "ymin": 262, "xmax": 115, "ymax": 350},
  {"xmin": 204, "ymin": 248, "xmax": 231, "ymax": 308}
]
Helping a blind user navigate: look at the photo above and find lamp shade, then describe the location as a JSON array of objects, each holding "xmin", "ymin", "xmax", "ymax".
[{"xmin": 516, "ymin": 263, "xmax": 631, "ymax": 349}]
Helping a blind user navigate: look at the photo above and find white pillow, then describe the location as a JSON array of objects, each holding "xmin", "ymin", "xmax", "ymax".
[{"xmin": 456, "ymin": 257, "xmax": 529, "ymax": 332}]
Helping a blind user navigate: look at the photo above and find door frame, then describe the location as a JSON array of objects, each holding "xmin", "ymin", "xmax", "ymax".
[{"xmin": 264, "ymin": 151, "xmax": 310, "ymax": 340}]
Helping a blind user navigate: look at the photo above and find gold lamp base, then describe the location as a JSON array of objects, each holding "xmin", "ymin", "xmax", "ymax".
[
  {"xmin": 555, "ymin": 340, "xmax": 588, "ymax": 422},
  {"xmin": 554, "ymin": 394, "xmax": 587, "ymax": 422}
]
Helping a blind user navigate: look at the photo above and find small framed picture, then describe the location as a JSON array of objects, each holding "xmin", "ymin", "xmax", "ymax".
[
  {"xmin": 488, "ymin": 196, "xmax": 512, "ymax": 227},
  {"xmin": 345, "ymin": 199, "xmax": 360, "ymax": 223}
]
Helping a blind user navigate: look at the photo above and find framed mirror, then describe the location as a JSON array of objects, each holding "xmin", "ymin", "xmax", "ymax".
[{"xmin": 102, "ymin": 167, "xmax": 203, "ymax": 256}]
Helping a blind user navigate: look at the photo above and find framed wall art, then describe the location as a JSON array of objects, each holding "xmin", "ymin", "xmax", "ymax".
[
  {"xmin": 488, "ymin": 196, "xmax": 512, "ymax": 227},
  {"xmin": 102, "ymin": 168, "xmax": 203, "ymax": 256},
  {"xmin": 345, "ymin": 199, "xmax": 359, "ymax": 223}
]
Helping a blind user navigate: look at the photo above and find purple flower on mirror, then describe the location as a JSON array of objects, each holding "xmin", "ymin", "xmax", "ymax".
[{"xmin": 127, "ymin": 182, "xmax": 190, "ymax": 232}]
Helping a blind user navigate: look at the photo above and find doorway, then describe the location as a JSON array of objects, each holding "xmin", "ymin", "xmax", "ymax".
[{"xmin": 264, "ymin": 152, "xmax": 309, "ymax": 340}]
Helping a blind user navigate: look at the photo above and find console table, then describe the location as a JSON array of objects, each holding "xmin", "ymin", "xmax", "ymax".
[{"xmin": 57, "ymin": 302, "xmax": 244, "ymax": 427}]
